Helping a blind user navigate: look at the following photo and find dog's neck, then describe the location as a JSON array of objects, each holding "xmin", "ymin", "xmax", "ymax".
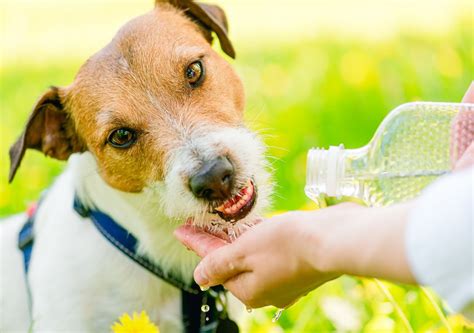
[{"xmin": 70, "ymin": 152, "xmax": 199, "ymax": 284}]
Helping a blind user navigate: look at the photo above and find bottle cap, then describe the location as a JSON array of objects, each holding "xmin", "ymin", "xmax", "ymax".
[{"xmin": 306, "ymin": 145, "xmax": 344, "ymax": 197}]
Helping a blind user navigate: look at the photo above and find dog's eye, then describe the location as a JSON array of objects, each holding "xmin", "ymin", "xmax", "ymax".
[
  {"xmin": 185, "ymin": 60, "xmax": 204, "ymax": 87},
  {"xmin": 107, "ymin": 128, "xmax": 137, "ymax": 148}
]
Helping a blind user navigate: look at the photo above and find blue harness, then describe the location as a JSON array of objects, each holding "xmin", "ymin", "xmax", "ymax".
[{"xmin": 18, "ymin": 195, "xmax": 238, "ymax": 333}]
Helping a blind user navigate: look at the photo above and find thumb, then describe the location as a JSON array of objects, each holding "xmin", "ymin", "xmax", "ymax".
[{"xmin": 461, "ymin": 81, "xmax": 474, "ymax": 103}]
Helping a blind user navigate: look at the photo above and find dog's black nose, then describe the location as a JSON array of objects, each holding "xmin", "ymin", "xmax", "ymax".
[{"xmin": 189, "ymin": 156, "xmax": 234, "ymax": 201}]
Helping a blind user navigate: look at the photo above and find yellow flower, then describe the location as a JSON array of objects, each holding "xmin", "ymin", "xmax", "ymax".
[{"xmin": 111, "ymin": 311, "xmax": 159, "ymax": 333}]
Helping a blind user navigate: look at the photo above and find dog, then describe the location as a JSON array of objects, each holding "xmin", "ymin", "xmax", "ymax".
[{"xmin": 0, "ymin": 0, "xmax": 271, "ymax": 331}]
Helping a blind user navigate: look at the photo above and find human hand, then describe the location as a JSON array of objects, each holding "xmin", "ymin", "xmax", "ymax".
[
  {"xmin": 455, "ymin": 141, "xmax": 474, "ymax": 170},
  {"xmin": 454, "ymin": 82, "xmax": 474, "ymax": 170},
  {"xmin": 175, "ymin": 202, "xmax": 413, "ymax": 308},
  {"xmin": 461, "ymin": 81, "xmax": 474, "ymax": 103},
  {"xmin": 174, "ymin": 206, "xmax": 355, "ymax": 308}
]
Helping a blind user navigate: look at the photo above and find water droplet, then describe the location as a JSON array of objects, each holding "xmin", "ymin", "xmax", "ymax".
[
  {"xmin": 272, "ymin": 309, "xmax": 284, "ymax": 322},
  {"xmin": 227, "ymin": 226, "xmax": 237, "ymax": 242},
  {"xmin": 200, "ymin": 285, "xmax": 209, "ymax": 291},
  {"xmin": 201, "ymin": 304, "xmax": 210, "ymax": 312},
  {"xmin": 246, "ymin": 307, "xmax": 253, "ymax": 313}
]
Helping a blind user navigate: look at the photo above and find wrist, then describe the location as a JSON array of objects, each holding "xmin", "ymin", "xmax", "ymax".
[
  {"xmin": 297, "ymin": 208, "xmax": 351, "ymax": 276},
  {"xmin": 317, "ymin": 203, "xmax": 416, "ymax": 284},
  {"xmin": 321, "ymin": 207, "xmax": 369, "ymax": 276}
]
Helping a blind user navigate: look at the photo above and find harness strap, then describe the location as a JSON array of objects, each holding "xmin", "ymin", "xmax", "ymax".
[
  {"xmin": 18, "ymin": 196, "xmax": 237, "ymax": 333},
  {"xmin": 18, "ymin": 220, "xmax": 34, "ymax": 272},
  {"xmin": 18, "ymin": 203, "xmax": 38, "ymax": 273},
  {"xmin": 73, "ymin": 196, "xmax": 200, "ymax": 294},
  {"xmin": 18, "ymin": 202, "xmax": 39, "ymax": 326},
  {"xmin": 182, "ymin": 287, "xmax": 219, "ymax": 333},
  {"xmin": 73, "ymin": 195, "xmax": 231, "ymax": 333}
]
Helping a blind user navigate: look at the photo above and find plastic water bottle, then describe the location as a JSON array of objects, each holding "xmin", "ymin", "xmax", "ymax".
[{"xmin": 305, "ymin": 102, "xmax": 474, "ymax": 207}]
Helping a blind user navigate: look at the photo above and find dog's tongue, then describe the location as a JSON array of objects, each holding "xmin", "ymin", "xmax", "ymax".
[{"xmin": 174, "ymin": 225, "xmax": 228, "ymax": 258}]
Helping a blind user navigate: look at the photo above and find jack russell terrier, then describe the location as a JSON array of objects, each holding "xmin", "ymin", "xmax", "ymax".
[{"xmin": 0, "ymin": 0, "xmax": 271, "ymax": 331}]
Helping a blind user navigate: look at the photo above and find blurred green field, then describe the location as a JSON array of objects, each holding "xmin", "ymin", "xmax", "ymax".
[{"xmin": 1, "ymin": 2, "xmax": 473, "ymax": 332}]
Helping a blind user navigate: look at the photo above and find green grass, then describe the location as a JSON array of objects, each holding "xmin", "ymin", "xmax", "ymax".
[{"xmin": 1, "ymin": 18, "xmax": 473, "ymax": 332}]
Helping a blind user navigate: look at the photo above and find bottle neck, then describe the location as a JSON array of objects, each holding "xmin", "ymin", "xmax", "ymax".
[{"xmin": 306, "ymin": 145, "xmax": 369, "ymax": 200}]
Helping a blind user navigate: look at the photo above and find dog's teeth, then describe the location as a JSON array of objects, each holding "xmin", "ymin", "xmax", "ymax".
[
  {"xmin": 236, "ymin": 199, "xmax": 246, "ymax": 209},
  {"xmin": 218, "ymin": 179, "xmax": 255, "ymax": 218},
  {"xmin": 226, "ymin": 198, "xmax": 236, "ymax": 208}
]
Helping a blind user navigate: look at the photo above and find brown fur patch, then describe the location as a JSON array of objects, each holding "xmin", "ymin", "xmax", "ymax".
[{"xmin": 10, "ymin": 4, "xmax": 245, "ymax": 192}]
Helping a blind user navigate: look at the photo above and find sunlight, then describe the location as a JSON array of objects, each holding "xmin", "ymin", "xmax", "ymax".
[{"xmin": 0, "ymin": 0, "xmax": 470, "ymax": 65}]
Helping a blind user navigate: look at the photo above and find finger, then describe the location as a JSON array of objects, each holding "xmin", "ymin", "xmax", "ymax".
[
  {"xmin": 451, "ymin": 83, "xmax": 474, "ymax": 167},
  {"xmin": 222, "ymin": 273, "xmax": 287, "ymax": 309},
  {"xmin": 194, "ymin": 244, "xmax": 247, "ymax": 287},
  {"xmin": 225, "ymin": 275, "xmax": 318, "ymax": 309},
  {"xmin": 221, "ymin": 272, "xmax": 261, "ymax": 308},
  {"xmin": 454, "ymin": 142, "xmax": 474, "ymax": 170},
  {"xmin": 174, "ymin": 225, "xmax": 228, "ymax": 258},
  {"xmin": 462, "ymin": 81, "xmax": 474, "ymax": 103}
]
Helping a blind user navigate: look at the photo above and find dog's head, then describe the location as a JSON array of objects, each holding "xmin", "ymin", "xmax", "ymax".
[{"xmin": 9, "ymin": 0, "xmax": 271, "ymax": 235}]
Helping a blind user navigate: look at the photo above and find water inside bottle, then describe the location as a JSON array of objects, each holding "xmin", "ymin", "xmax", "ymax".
[
  {"xmin": 306, "ymin": 102, "xmax": 464, "ymax": 207},
  {"xmin": 358, "ymin": 171, "xmax": 446, "ymax": 206},
  {"xmin": 358, "ymin": 105, "xmax": 454, "ymax": 205}
]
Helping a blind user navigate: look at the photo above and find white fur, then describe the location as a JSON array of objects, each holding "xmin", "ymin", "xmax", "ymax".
[
  {"xmin": 0, "ymin": 126, "xmax": 271, "ymax": 332},
  {"xmin": 157, "ymin": 126, "xmax": 271, "ymax": 234}
]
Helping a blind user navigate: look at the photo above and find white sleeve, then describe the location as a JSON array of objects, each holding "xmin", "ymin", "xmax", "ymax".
[{"xmin": 406, "ymin": 166, "xmax": 473, "ymax": 320}]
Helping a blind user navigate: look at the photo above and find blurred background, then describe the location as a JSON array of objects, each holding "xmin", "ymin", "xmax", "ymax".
[{"xmin": 1, "ymin": 0, "xmax": 472, "ymax": 331}]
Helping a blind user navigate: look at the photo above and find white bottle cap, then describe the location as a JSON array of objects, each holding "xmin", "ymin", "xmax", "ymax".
[{"xmin": 306, "ymin": 145, "xmax": 345, "ymax": 197}]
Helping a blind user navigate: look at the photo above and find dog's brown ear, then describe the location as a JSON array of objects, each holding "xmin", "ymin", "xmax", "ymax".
[
  {"xmin": 8, "ymin": 87, "xmax": 85, "ymax": 183},
  {"xmin": 186, "ymin": 2, "xmax": 235, "ymax": 58},
  {"xmin": 156, "ymin": 0, "xmax": 235, "ymax": 58}
]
